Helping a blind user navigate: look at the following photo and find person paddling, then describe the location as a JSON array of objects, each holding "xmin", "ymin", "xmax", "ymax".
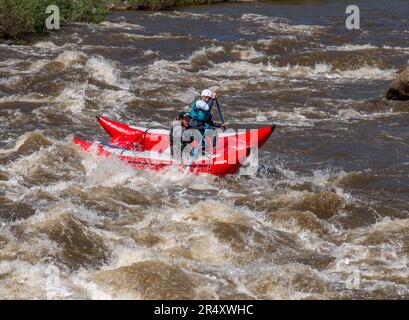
[{"xmin": 189, "ymin": 89, "xmax": 226, "ymax": 133}]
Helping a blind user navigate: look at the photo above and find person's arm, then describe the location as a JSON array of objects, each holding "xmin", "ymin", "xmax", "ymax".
[
  {"xmin": 207, "ymin": 98, "xmax": 215, "ymax": 110},
  {"xmin": 207, "ymin": 119, "xmax": 220, "ymax": 128},
  {"xmin": 207, "ymin": 119, "xmax": 227, "ymax": 130},
  {"xmin": 195, "ymin": 99, "xmax": 215, "ymax": 111}
]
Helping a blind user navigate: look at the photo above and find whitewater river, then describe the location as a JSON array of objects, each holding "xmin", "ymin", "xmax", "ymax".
[{"xmin": 1, "ymin": 1, "xmax": 409, "ymax": 299}]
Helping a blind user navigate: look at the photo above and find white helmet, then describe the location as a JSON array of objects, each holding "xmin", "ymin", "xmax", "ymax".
[{"xmin": 201, "ymin": 89, "xmax": 213, "ymax": 98}]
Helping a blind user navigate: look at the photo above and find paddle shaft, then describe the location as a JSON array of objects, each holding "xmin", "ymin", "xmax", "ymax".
[
  {"xmin": 184, "ymin": 131, "xmax": 205, "ymax": 174},
  {"xmin": 189, "ymin": 129, "xmax": 207, "ymax": 162},
  {"xmin": 215, "ymin": 98, "xmax": 225, "ymax": 126}
]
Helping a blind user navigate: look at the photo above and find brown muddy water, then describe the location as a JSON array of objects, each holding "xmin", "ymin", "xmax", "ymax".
[{"xmin": 1, "ymin": 0, "xmax": 409, "ymax": 299}]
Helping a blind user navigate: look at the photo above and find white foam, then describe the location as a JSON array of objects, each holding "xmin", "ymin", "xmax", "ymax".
[
  {"xmin": 54, "ymin": 85, "xmax": 87, "ymax": 113},
  {"xmin": 187, "ymin": 46, "xmax": 225, "ymax": 62},
  {"xmin": 335, "ymin": 109, "xmax": 395, "ymax": 122},
  {"xmin": 382, "ymin": 45, "xmax": 409, "ymax": 51},
  {"xmin": 201, "ymin": 61, "xmax": 397, "ymax": 81},
  {"xmin": 0, "ymin": 93, "xmax": 48, "ymax": 104},
  {"xmin": 0, "ymin": 58, "xmax": 23, "ymax": 68},
  {"xmin": 0, "ymin": 75, "xmax": 20, "ymax": 86},
  {"xmin": 81, "ymin": 154, "xmax": 136, "ymax": 188},
  {"xmin": 241, "ymin": 13, "xmax": 324, "ymax": 35},
  {"xmin": 93, "ymin": 88, "xmax": 135, "ymax": 110},
  {"xmin": 259, "ymin": 109, "xmax": 313, "ymax": 127},
  {"xmin": 0, "ymin": 260, "xmax": 71, "ymax": 299},
  {"xmin": 71, "ymin": 274, "xmax": 114, "ymax": 300},
  {"xmin": 33, "ymin": 41, "xmax": 59, "ymax": 50},
  {"xmin": 325, "ymin": 44, "xmax": 409, "ymax": 54},
  {"xmin": 29, "ymin": 60, "xmax": 49, "ymax": 72},
  {"xmin": 143, "ymin": 49, "xmax": 159, "ymax": 57},
  {"xmin": 232, "ymin": 45, "xmax": 265, "ymax": 61},
  {"xmin": 121, "ymin": 32, "xmax": 187, "ymax": 40},
  {"xmin": 0, "ymin": 130, "xmax": 47, "ymax": 155},
  {"xmin": 138, "ymin": 59, "xmax": 184, "ymax": 81},
  {"xmin": 98, "ymin": 21, "xmax": 144, "ymax": 31},
  {"xmin": 267, "ymin": 63, "xmax": 331, "ymax": 79},
  {"xmin": 85, "ymin": 56, "xmax": 130, "ymax": 90},
  {"xmin": 200, "ymin": 61, "xmax": 268, "ymax": 77},
  {"xmin": 326, "ymin": 44, "xmax": 378, "ymax": 51},
  {"xmin": 336, "ymin": 65, "xmax": 397, "ymax": 80},
  {"xmin": 152, "ymin": 11, "xmax": 213, "ymax": 20},
  {"xmin": 55, "ymin": 50, "xmax": 87, "ymax": 67},
  {"xmin": 169, "ymin": 86, "xmax": 198, "ymax": 104}
]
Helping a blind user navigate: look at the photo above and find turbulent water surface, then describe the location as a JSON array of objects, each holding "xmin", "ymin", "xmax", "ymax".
[{"xmin": 1, "ymin": 0, "xmax": 409, "ymax": 299}]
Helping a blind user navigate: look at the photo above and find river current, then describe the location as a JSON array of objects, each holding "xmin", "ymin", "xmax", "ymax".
[{"xmin": 0, "ymin": 1, "xmax": 409, "ymax": 299}]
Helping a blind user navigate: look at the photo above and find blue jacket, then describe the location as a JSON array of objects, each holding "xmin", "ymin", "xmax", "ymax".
[{"xmin": 190, "ymin": 98, "xmax": 214, "ymax": 123}]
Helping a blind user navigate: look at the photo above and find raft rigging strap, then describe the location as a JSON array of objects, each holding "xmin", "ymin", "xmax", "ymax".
[{"xmin": 120, "ymin": 128, "xmax": 150, "ymax": 155}]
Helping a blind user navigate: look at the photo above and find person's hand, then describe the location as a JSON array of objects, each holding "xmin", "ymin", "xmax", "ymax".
[
  {"xmin": 212, "ymin": 92, "xmax": 217, "ymax": 99},
  {"xmin": 221, "ymin": 123, "xmax": 227, "ymax": 130}
]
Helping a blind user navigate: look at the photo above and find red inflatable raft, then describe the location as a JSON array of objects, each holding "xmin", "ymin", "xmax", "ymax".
[{"xmin": 73, "ymin": 116, "xmax": 275, "ymax": 176}]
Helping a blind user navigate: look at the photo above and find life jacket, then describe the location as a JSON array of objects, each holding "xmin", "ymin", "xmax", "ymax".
[{"xmin": 190, "ymin": 99, "xmax": 212, "ymax": 123}]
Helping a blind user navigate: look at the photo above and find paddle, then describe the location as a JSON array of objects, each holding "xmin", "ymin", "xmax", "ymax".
[
  {"xmin": 215, "ymin": 98, "xmax": 225, "ymax": 129},
  {"xmin": 184, "ymin": 127, "xmax": 209, "ymax": 174}
]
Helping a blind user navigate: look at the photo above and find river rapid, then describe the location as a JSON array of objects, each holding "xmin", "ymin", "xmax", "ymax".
[{"xmin": 0, "ymin": 0, "xmax": 409, "ymax": 299}]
